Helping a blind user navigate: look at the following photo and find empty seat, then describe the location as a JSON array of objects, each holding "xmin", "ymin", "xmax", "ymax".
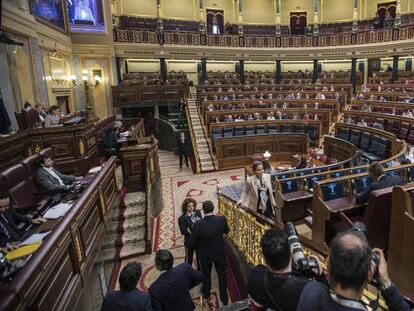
[
  {"xmin": 223, "ymin": 127, "xmax": 233, "ymax": 137},
  {"xmin": 399, "ymin": 122, "xmax": 410, "ymax": 140},
  {"xmin": 234, "ymin": 126, "xmax": 244, "ymax": 136},
  {"xmin": 282, "ymin": 125, "xmax": 291, "ymax": 133},
  {"xmin": 349, "ymin": 130, "xmax": 361, "ymax": 146},
  {"xmin": 295, "ymin": 125, "xmax": 305, "ymax": 134},
  {"xmin": 359, "ymin": 132, "xmax": 371, "ymax": 150},
  {"xmin": 211, "ymin": 128, "xmax": 223, "ymax": 144},
  {"xmin": 306, "ymin": 126, "xmax": 317, "ymax": 141},
  {"xmin": 338, "ymin": 128, "xmax": 350, "ymax": 141},
  {"xmin": 268, "ymin": 124, "xmax": 278, "ymax": 133},
  {"xmin": 245, "ymin": 126, "xmax": 255, "ymax": 135},
  {"xmin": 255, "ymin": 125, "xmax": 265, "ymax": 134}
]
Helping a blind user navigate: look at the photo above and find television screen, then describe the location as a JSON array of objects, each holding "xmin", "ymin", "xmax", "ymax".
[
  {"xmin": 354, "ymin": 176, "xmax": 373, "ymax": 194},
  {"xmin": 67, "ymin": 0, "xmax": 105, "ymax": 33},
  {"xmin": 280, "ymin": 180, "xmax": 298, "ymax": 194},
  {"xmin": 307, "ymin": 175, "xmax": 324, "ymax": 189},
  {"xmin": 321, "ymin": 182, "xmax": 345, "ymax": 201},
  {"xmin": 330, "ymin": 172, "xmax": 344, "ymax": 178}
]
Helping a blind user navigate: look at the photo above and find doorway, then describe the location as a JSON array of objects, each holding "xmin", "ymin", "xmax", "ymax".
[
  {"xmin": 206, "ymin": 9, "xmax": 224, "ymax": 34},
  {"xmin": 290, "ymin": 12, "xmax": 307, "ymax": 35}
]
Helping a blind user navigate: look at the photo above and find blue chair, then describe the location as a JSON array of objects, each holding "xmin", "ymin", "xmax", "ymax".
[
  {"xmin": 268, "ymin": 124, "xmax": 278, "ymax": 133},
  {"xmin": 212, "ymin": 128, "xmax": 222, "ymax": 145},
  {"xmin": 282, "ymin": 125, "xmax": 291, "ymax": 133},
  {"xmin": 223, "ymin": 127, "xmax": 233, "ymax": 137},
  {"xmin": 245, "ymin": 126, "xmax": 255, "ymax": 135},
  {"xmin": 338, "ymin": 128, "xmax": 350, "ymax": 141},
  {"xmin": 349, "ymin": 130, "xmax": 361, "ymax": 145},
  {"xmin": 295, "ymin": 125, "xmax": 305, "ymax": 134},
  {"xmin": 359, "ymin": 132, "xmax": 371, "ymax": 150},
  {"xmin": 234, "ymin": 126, "xmax": 244, "ymax": 136},
  {"xmin": 255, "ymin": 124, "xmax": 266, "ymax": 134}
]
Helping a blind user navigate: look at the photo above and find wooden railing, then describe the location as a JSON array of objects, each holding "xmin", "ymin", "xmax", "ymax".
[
  {"xmin": 185, "ymin": 101, "xmax": 201, "ymax": 173},
  {"xmin": 114, "ymin": 24, "xmax": 414, "ymax": 48},
  {"xmin": 0, "ymin": 157, "xmax": 119, "ymax": 310}
]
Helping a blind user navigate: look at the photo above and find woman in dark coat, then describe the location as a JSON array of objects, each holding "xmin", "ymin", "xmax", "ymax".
[{"xmin": 178, "ymin": 198, "xmax": 202, "ymax": 269}]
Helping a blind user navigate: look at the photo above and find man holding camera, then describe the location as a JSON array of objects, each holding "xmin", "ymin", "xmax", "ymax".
[
  {"xmin": 297, "ymin": 230, "xmax": 411, "ymax": 311},
  {"xmin": 248, "ymin": 227, "xmax": 325, "ymax": 311}
]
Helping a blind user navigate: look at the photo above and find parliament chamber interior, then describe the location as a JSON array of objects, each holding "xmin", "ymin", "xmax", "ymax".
[{"xmin": 1, "ymin": 0, "xmax": 414, "ymax": 310}]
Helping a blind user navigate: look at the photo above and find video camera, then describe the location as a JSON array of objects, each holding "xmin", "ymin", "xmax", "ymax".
[{"xmin": 284, "ymin": 222, "xmax": 319, "ymax": 278}]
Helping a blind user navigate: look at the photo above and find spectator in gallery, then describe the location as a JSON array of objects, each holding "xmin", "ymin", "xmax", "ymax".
[
  {"xmin": 402, "ymin": 109, "xmax": 413, "ymax": 118},
  {"xmin": 35, "ymin": 103, "xmax": 46, "ymax": 125},
  {"xmin": 101, "ymin": 262, "xmax": 153, "ymax": 311},
  {"xmin": 44, "ymin": 105, "xmax": 62, "ymax": 127},
  {"xmin": 23, "ymin": 101, "xmax": 32, "ymax": 111}
]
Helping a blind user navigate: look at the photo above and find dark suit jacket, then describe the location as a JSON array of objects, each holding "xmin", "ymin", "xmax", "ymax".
[
  {"xmin": 177, "ymin": 138, "xmax": 190, "ymax": 155},
  {"xmin": 148, "ymin": 263, "xmax": 203, "ymax": 311},
  {"xmin": 192, "ymin": 214, "xmax": 229, "ymax": 263},
  {"xmin": 178, "ymin": 210, "xmax": 202, "ymax": 247},
  {"xmin": 0, "ymin": 207, "xmax": 32, "ymax": 247},
  {"xmin": 356, "ymin": 175, "xmax": 403, "ymax": 204},
  {"xmin": 101, "ymin": 289, "xmax": 153, "ymax": 311},
  {"xmin": 34, "ymin": 167, "xmax": 76, "ymax": 195}
]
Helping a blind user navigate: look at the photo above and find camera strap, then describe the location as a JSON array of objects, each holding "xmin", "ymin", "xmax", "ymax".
[{"xmin": 329, "ymin": 291, "xmax": 368, "ymax": 310}]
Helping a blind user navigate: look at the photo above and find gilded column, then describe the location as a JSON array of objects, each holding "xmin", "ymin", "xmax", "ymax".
[
  {"xmin": 395, "ymin": 0, "xmax": 401, "ymax": 27},
  {"xmin": 156, "ymin": 0, "xmax": 163, "ymax": 31}
]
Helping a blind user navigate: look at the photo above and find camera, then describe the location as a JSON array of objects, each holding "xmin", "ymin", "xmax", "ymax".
[
  {"xmin": 350, "ymin": 222, "xmax": 381, "ymax": 287},
  {"xmin": 284, "ymin": 222, "xmax": 318, "ymax": 278}
]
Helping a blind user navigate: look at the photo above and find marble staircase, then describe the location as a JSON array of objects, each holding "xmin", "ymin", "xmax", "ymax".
[{"xmin": 187, "ymin": 86, "xmax": 215, "ymax": 172}]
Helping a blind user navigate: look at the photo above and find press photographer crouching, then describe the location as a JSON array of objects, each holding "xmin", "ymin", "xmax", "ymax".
[
  {"xmin": 297, "ymin": 228, "xmax": 411, "ymax": 311},
  {"xmin": 248, "ymin": 224, "xmax": 326, "ymax": 311}
]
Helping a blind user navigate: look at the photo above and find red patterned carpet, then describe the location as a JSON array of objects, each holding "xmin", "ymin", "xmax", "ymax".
[{"xmin": 116, "ymin": 151, "xmax": 245, "ymax": 309}]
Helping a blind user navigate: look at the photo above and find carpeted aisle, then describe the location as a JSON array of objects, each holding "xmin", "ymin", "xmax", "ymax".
[{"xmin": 116, "ymin": 150, "xmax": 245, "ymax": 309}]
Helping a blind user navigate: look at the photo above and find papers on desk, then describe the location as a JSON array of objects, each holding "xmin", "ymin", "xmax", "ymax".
[
  {"xmin": 19, "ymin": 231, "xmax": 50, "ymax": 246},
  {"xmin": 43, "ymin": 202, "xmax": 73, "ymax": 219},
  {"xmin": 6, "ymin": 242, "xmax": 42, "ymax": 260},
  {"xmin": 88, "ymin": 166, "xmax": 103, "ymax": 174},
  {"xmin": 120, "ymin": 131, "xmax": 130, "ymax": 137}
]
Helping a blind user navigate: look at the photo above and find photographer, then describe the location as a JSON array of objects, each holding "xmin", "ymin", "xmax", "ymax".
[
  {"xmin": 297, "ymin": 230, "xmax": 411, "ymax": 311},
  {"xmin": 248, "ymin": 227, "xmax": 325, "ymax": 311}
]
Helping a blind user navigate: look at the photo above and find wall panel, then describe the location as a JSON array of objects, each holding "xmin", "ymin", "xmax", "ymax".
[
  {"xmin": 163, "ymin": 0, "xmax": 194, "ymax": 19},
  {"xmin": 280, "ymin": 0, "xmax": 314, "ymax": 24},
  {"xmin": 243, "ymin": 0, "xmax": 274, "ymax": 24},
  {"xmin": 204, "ymin": 0, "xmax": 236, "ymax": 23},
  {"xmin": 322, "ymin": 0, "xmax": 353, "ymax": 22},
  {"xmin": 119, "ymin": 0, "xmax": 157, "ymax": 17}
]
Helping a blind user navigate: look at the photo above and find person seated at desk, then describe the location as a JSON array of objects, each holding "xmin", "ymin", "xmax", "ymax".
[
  {"xmin": 44, "ymin": 105, "xmax": 62, "ymax": 127},
  {"xmin": 296, "ymin": 155, "xmax": 308, "ymax": 169},
  {"xmin": 103, "ymin": 122, "xmax": 124, "ymax": 153},
  {"xmin": 0, "ymin": 192, "xmax": 46, "ymax": 250},
  {"xmin": 355, "ymin": 162, "xmax": 403, "ymax": 204},
  {"xmin": 34, "ymin": 155, "xmax": 81, "ymax": 196}
]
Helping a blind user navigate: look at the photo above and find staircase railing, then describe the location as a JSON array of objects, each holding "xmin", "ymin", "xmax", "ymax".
[{"xmin": 185, "ymin": 99, "xmax": 201, "ymax": 173}]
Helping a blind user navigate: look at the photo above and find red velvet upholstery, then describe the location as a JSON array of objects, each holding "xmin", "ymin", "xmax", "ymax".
[{"xmin": 331, "ymin": 187, "xmax": 393, "ymax": 250}]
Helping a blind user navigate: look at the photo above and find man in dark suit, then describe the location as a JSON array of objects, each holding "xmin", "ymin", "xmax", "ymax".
[
  {"xmin": 34, "ymin": 155, "xmax": 80, "ymax": 196},
  {"xmin": 177, "ymin": 98, "xmax": 186, "ymax": 128},
  {"xmin": 178, "ymin": 198, "xmax": 202, "ymax": 269},
  {"xmin": 177, "ymin": 132, "xmax": 190, "ymax": 170},
  {"xmin": 192, "ymin": 201, "xmax": 230, "ymax": 307},
  {"xmin": 101, "ymin": 262, "xmax": 153, "ymax": 311},
  {"xmin": 0, "ymin": 192, "xmax": 46, "ymax": 249},
  {"xmin": 148, "ymin": 249, "xmax": 203, "ymax": 311},
  {"xmin": 356, "ymin": 162, "xmax": 403, "ymax": 204}
]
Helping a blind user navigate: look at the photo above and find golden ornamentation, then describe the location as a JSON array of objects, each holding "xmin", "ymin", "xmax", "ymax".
[
  {"xmin": 79, "ymin": 139, "xmax": 86, "ymax": 156},
  {"xmin": 218, "ymin": 195, "xmax": 270, "ymax": 266},
  {"xmin": 34, "ymin": 145, "xmax": 41, "ymax": 154},
  {"xmin": 73, "ymin": 233, "xmax": 83, "ymax": 263},
  {"xmin": 99, "ymin": 192, "xmax": 107, "ymax": 217}
]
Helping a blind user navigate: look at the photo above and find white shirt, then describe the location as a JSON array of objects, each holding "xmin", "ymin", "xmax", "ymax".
[{"xmin": 44, "ymin": 167, "xmax": 65, "ymax": 185}]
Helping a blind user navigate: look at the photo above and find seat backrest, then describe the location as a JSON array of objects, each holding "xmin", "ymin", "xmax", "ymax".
[
  {"xmin": 39, "ymin": 147, "xmax": 53, "ymax": 158},
  {"xmin": 1, "ymin": 164, "xmax": 40, "ymax": 208},
  {"xmin": 360, "ymin": 132, "xmax": 371, "ymax": 149},
  {"xmin": 23, "ymin": 109, "xmax": 41, "ymax": 128},
  {"xmin": 363, "ymin": 187, "xmax": 393, "ymax": 250},
  {"xmin": 21, "ymin": 155, "xmax": 39, "ymax": 176},
  {"xmin": 14, "ymin": 112, "xmax": 28, "ymax": 130},
  {"xmin": 223, "ymin": 127, "xmax": 233, "ymax": 137},
  {"xmin": 349, "ymin": 130, "xmax": 361, "ymax": 145}
]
